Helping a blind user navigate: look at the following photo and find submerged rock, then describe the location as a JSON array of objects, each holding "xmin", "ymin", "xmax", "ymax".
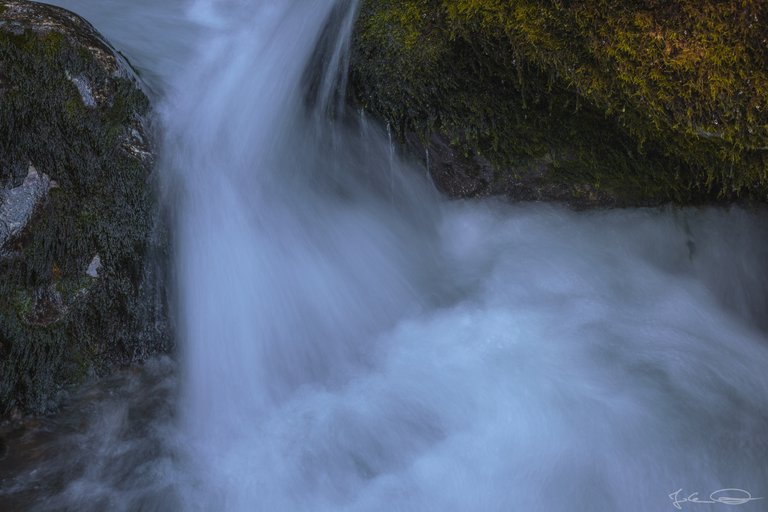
[
  {"xmin": 0, "ymin": 0, "xmax": 169, "ymax": 415},
  {"xmin": 350, "ymin": 0, "xmax": 768, "ymax": 206}
]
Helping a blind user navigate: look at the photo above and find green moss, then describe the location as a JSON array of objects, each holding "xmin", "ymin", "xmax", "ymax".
[
  {"xmin": 41, "ymin": 31, "xmax": 65, "ymax": 58},
  {"xmin": 12, "ymin": 290, "xmax": 33, "ymax": 318},
  {"xmin": 64, "ymin": 96, "xmax": 84, "ymax": 118},
  {"xmin": 351, "ymin": 0, "xmax": 768, "ymax": 204},
  {"xmin": 54, "ymin": 274, "xmax": 95, "ymax": 298},
  {"xmin": 1, "ymin": 2, "xmax": 168, "ymax": 415}
]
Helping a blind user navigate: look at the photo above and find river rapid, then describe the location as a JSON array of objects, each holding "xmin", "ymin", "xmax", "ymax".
[{"xmin": 1, "ymin": 1, "xmax": 767, "ymax": 511}]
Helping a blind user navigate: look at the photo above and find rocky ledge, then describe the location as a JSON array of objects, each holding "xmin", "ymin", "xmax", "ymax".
[{"xmin": 0, "ymin": 0, "xmax": 169, "ymax": 416}]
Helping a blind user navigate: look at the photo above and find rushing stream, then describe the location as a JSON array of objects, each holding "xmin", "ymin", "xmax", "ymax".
[{"xmin": 2, "ymin": 1, "xmax": 768, "ymax": 511}]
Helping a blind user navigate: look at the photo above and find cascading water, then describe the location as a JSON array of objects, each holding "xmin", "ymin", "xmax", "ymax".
[
  {"xmin": 1, "ymin": 1, "xmax": 767, "ymax": 511},
  {"xmin": 169, "ymin": 0, "xmax": 437, "ymax": 441}
]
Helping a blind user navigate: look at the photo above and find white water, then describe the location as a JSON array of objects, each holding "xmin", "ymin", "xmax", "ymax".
[{"xmin": 3, "ymin": 1, "xmax": 768, "ymax": 511}]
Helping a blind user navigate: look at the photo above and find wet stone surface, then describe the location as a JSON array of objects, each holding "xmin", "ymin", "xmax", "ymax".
[{"xmin": 0, "ymin": 0, "xmax": 170, "ymax": 416}]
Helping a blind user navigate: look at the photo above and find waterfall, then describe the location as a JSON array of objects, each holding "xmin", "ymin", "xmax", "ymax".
[
  {"xmin": 4, "ymin": 1, "xmax": 766, "ymax": 511},
  {"xmin": 160, "ymin": 2, "xmax": 768, "ymax": 510},
  {"xmin": 168, "ymin": 0, "xmax": 437, "ymax": 455}
]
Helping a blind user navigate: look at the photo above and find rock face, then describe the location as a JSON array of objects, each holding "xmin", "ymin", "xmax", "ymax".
[
  {"xmin": 350, "ymin": 0, "xmax": 768, "ymax": 207},
  {"xmin": 0, "ymin": 0, "xmax": 169, "ymax": 415}
]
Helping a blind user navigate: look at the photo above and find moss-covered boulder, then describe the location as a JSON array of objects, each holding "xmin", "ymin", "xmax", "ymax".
[
  {"xmin": 350, "ymin": 0, "xmax": 768, "ymax": 206},
  {"xmin": 0, "ymin": 0, "xmax": 169, "ymax": 415}
]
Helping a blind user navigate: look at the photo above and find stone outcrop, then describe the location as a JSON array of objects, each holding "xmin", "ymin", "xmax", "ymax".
[
  {"xmin": 350, "ymin": 0, "xmax": 768, "ymax": 207},
  {"xmin": 0, "ymin": 0, "xmax": 169, "ymax": 415}
]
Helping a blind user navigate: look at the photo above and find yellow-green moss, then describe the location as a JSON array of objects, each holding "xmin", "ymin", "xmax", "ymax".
[
  {"xmin": 351, "ymin": 0, "xmax": 768, "ymax": 204},
  {"xmin": 41, "ymin": 30, "xmax": 65, "ymax": 58}
]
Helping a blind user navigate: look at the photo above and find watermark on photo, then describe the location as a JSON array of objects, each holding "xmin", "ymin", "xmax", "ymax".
[{"xmin": 669, "ymin": 488, "xmax": 763, "ymax": 509}]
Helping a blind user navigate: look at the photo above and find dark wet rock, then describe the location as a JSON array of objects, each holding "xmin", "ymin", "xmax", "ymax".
[{"xmin": 0, "ymin": 0, "xmax": 170, "ymax": 415}]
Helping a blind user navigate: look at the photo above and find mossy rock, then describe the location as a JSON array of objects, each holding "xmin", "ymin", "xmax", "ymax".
[
  {"xmin": 0, "ymin": 0, "xmax": 169, "ymax": 415},
  {"xmin": 350, "ymin": 0, "xmax": 768, "ymax": 206}
]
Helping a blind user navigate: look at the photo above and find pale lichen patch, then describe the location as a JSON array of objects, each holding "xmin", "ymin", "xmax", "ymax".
[
  {"xmin": 65, "ymin": 70, "xmax": 96, "ymax": 108},
  {"xmin": 85, "ymin": 254, "xmax": 101, "ymax": 278},
  {"xmin": 0, "ymin": 165, "xmax": 51, "ymax": 252}
]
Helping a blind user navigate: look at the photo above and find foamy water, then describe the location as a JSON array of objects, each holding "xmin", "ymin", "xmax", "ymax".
[{"xmin": 1, "ymin": 1, "xmax": 766, "ymax": 511}]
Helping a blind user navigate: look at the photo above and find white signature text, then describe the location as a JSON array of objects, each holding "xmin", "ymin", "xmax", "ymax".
[{"xmin": 669, "ymin": 489, "xmax": 763, "ymax": 509}]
